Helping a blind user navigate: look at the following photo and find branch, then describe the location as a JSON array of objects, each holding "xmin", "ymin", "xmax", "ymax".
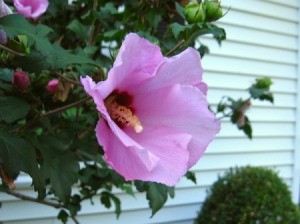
[
  {"xmin": 5, "ymin": 189, "xmax": 81, "ymax": 224},
  {"xmin": 5, "ymin": 189, "xmax": 63, "ymax": 208},
  {"xmin": 72, "ymin": 216, "xmax": 80, "ymax": 224},
  {"xmin": 165, "ymin": 39, "xmax": 185, "ymax": 56},
  {"xmin": 54, "ymin": 72, "xmax": 81, "ymax": 85},
  {"xmin": 0, "ymin": 43, "xmax": 26, "ymax": 57},
  {"xmin": 42, "ymin": 97, "xmax": 92, "ymax": 118}
]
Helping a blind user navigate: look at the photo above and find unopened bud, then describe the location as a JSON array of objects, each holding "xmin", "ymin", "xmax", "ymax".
[
  {"xmin": 12, "ymin": 70, "xmax": 30, "ymax": 91},
  {"xmin": 184, "ymin": 2, "xmax": 205, "ymax": 23},
  {"xmin": 203, "ymin": 0, "xmax": 223, "ymax": 22},
  {"xmin": 46, "ymin": 79, "xmax": 59, "ymax": 94}
]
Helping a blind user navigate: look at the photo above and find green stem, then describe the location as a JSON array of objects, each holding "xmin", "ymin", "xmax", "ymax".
[
  {"xmin": 165, "ymin": 39, "xmax": 185, "ymax": 56},
  {"xmin": 0, "ymin": 43, "xmax": 26, "ymax": 57}
]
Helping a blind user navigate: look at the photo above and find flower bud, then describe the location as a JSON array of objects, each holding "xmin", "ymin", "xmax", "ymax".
[
  {"xmin": 203, "ymin": 0, "xmax": 223, "ymax": 22},
  {"xmin": 46, "ymin": 79, "xmax": 59, "ymax": 94},
  {"xmin": 184, "ymin": 2, "xmax": 205, "ymax": 23},
  {"xmin": 12, "ymin": 70, "xmax": 30, "ymax": 91}
]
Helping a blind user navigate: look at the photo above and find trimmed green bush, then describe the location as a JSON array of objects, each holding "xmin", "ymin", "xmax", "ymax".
[{"xmin": 195, "ymin": 166, "xmax": 300, "ymax": 224}]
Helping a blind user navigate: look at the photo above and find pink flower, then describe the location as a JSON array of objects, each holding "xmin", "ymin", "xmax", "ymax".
[
  {"xmin": 46, "ymin": 79, "xmax": 59, "ymax": 94},
  {"xmin": 81, "ymin": 33, "xmax": 220, "ymax": 186},
  {"xmin": 12, "ymin": 70, "xmax": 30, "ymax": 91},
  {"xmin": 0, "ymin": 0, "xmax": 12, "ymax": 44},
  {"xmin": 14, "ymin": 0, "xmax": 49, "ymax": 19}
]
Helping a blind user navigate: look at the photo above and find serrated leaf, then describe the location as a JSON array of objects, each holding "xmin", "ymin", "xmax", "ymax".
[
  {"xmin": 57, "ymin": 210, "xmax": 69, "ymax": 224},
  {"xmin": 37, "ymin": 136, "xmax": 79, "ymax": 203},
  {"xmin": 185, "ymin": 171, "xmax": 197, "ymax": 184},
  {"xmin": 0, "ymin": 14, "xmax": 52, "ymax": 47},
  {"xmin": 14, "ymin": 42, "xmax": 98, "ymax": 74},
  {"xmin": 146, "ymin": 183, "xmax": 169, "ymax": 217},
  {"xmin": 167, "ymin": 23, "xmax": 188, "ymax": 39},
  {"xmin": 109, "ymin": 193, "xmax": 121, "ymax": 218},
  {"xmin": 101, "ymin": 192, "xmax": 121, "ymax": 218},
  {"xmin": 0, "ymin": 96, "xmax": 31, "ymax": 123},
  {"xmin": 0, "ymin": 15, "xmax": 97, "ymax": 74},
  {"xmin": 67, "ymin": 19, "xmax": 89, "ymax": 41},
  {"xmin": 0, "ymin": 132, "xmax": 45, "ymax": 198}
]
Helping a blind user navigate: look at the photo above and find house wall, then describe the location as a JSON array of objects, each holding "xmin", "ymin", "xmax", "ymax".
[{"xmin": 0, "ymin": 0, "xmax": 299, "ymax": 223}]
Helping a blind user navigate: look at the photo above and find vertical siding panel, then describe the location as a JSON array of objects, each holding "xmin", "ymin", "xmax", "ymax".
[{"xmin": 292, "ymin": 0, "xmax": 300, "ymax": 204}]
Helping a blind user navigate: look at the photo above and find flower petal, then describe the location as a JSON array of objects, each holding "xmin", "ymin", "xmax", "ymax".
[
  {"xmin": 98, "ymin": 118, "xmax": 191, "ymax": 186},
  {"xmin": 81, "ymin": 76, "xmax": 152, "ymax": 165},
  {"xmin": 124, "ymin": 125, "xmax": 192, "ymax": 186},
  {"xmin": 132, "ymin": 84, "xmax": 220, "ymax": 168},
  {"xmin": 134, "ymin": 47, "xmax": 207, "ymax": 94},
  {"xmin": 98, "ymin": 33, "xmax": 165, "ymax": 98},
  {"xmin": 96, "ymin": 119, "xmax": 159, "ymax": 175}
]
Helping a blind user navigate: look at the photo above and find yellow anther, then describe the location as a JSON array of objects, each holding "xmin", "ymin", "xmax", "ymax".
[{"xmin": 105, "ymin": 100, "xmax": 143, "ymax": 133}]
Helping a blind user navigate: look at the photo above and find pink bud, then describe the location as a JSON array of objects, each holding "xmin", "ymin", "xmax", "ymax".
[
  {"xmin": 12, "ymin": 71, "xmax": 30, "ymax": 91},
  {"xmin": 46, "ymin": 79, "xmax": 59, "ymax": 94}
]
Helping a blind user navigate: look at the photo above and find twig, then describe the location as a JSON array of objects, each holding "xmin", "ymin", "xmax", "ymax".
[
  {"xmin": 0, "ymin": 43, "xmax": 26, "ymax": 57},
  {"xmin": 6, "ymin": 189, "xmax": 63, "ymax": 208},
  {"xmin": 6, "ymin": 189, "xmax": 81, "ymax": 224},
  {"xmin": 165, "ymin": 39, "xmax": 185, "ymax": 56},
  {"xmin": 11, "ymin": 97, "xmax": 92, "ymax": 133},
  {"xmin": 42, "ymin": 97, "xmax": 92, "ymax": 118},
  {"xmin": 88, "ymin": 1, "xmax": 98, "ymax": 45},
  {"xmin": 54, "ymin": 72, "xmax": 81, "ymax": 85},
  {"xmin": 71, "ymin": 216, "xmax": 80, "ymax": 224}
]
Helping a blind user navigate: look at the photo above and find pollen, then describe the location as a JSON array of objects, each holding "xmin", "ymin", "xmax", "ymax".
[{"xmin": 105, "ymin": 97, "xmax": 143, "ymax": 133}]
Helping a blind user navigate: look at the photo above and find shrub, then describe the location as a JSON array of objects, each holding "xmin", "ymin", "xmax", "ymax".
[{"xmin": 195, "ymin": 166, "xmax": 300, "ymax": 224}]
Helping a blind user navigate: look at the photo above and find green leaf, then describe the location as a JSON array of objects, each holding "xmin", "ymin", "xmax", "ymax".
[
  {"xmin": 0, "ymin": 131, "xmax": 45, "ymax": 198},
  {"xmin": 198, "ymin": 44, "xmax": 209, "ymax": 57},
  {"xmin": 185, "ymin": 171, "xmax": 197, "ymax": 184},
  {"xmin": 101, "ymin": 192, "xmax": 121, "ymax": 218},
  {"xmin": 166, "ymin": 22, "xmax": 225, "ymax": 45},
  {"xmin": 146, "ymin": 183, "xmax": 169, "ymax": 217},
  {"xmin": 175, "ymin": 2, "xmax": 185, "ymax": 19},
  {"xmin": 37, "ymin": 136, "xmax": 80, "ymax": 203},
  {"xmin": 167, "ymin": 23, "xmax": 188, "ymax": 39},
  {"xmin": 0, "ymin": 96, "xmax": 31, "ymax": 123},
  {"xmin": 57, "ymin": 210, "xmax": 69, "ymax": 224},
  {"xmin": 0, "ymin": 14, "xmax": 52, "ymax": 47},
  {"xmin": 0, "ymin": 15, "xmax": 97, "ymax": 74},
  {"xmin": 0, "ymin": 69, "xmax": 13, "ymax": 82},
  {"xmin": 67, "ymin": 19, "xmax": 89, "ymax": 41},
  {"xmin": 14, "ymin": 42, "xmax": 98, "ymax": 74}
]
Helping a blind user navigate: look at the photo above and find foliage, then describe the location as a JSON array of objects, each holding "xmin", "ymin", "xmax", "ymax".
[
  {"xmin": 0, "ymin": 0, "xmax": 274, "ymax": 223},
  {"xmin": 195, "ymin": 166, "xmax": 300, "ymax": 224},
  {"xmin": 215, "ymin": 77, "xmax": 273, "ymax": 139}
]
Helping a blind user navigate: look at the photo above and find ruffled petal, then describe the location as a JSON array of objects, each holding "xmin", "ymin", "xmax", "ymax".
[
  {"xmin": 134, "ymin": 47, "xmax": 206, "ymax": 94},
  {"xmin": 98, "ymin": 33, "xmax": 165, "ymax": 98},
  {"xmin": 132, "ymin": 84, "xmax": 220, "ymax": 168},
  {"xmin": 81, "ymin": 76, "xmax": 153, "ymax": 166},
  {"xmin": 124, "ymin": 125, "xmax": 192, "ymax": 186},
  {"xmin": 96, "ymin": 119, "xmax": 159, "ymax": 176},
  {"xmin": 30, "ymin": 0, "xmax": 49, "ymax": 19}
]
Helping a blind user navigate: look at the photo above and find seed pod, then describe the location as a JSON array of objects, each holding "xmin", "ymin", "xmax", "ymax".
[
  {"xmin": 204, "ymin": 0, "xmax": 223, "ymax": 22},
  {"xmin": 184, "ymin": 2, "xmax": 205, "ymax": 23}
]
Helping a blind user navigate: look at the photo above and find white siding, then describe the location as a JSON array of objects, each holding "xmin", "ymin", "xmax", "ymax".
[{"xmin": 1, "ymin": 0, "xmax": 299, "ymax": 223}]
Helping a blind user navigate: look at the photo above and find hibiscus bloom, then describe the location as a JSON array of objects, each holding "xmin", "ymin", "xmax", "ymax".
[
  {"xmin": 14, "ymin": 0, "xmax": 48, "ymax": 19},
  {"xmin": 81, "ymin": 33, "xmax": 220, "ymax": 186}
]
